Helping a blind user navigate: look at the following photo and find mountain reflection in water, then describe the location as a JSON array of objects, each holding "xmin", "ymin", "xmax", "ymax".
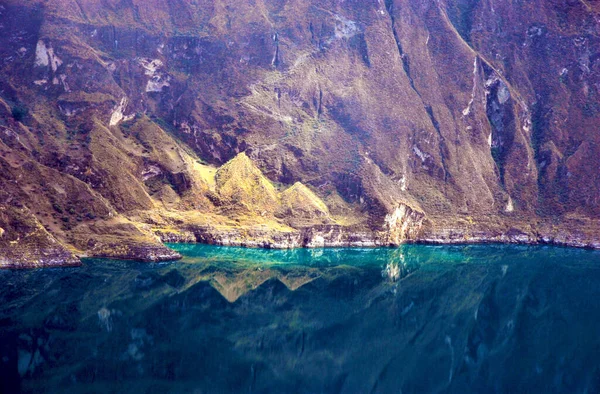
[{"xmin": 1, "ymin": 244, "xmax": 600, "ymax": 393}]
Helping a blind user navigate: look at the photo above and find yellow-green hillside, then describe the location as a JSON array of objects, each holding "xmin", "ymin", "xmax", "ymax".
[
  {"xmin": 278, "ymin": 182, "xmax": 331, "ymax": 223},
  {"xmin": 215, "ymin": 152, "xmax": 279, "ymax": 215}
]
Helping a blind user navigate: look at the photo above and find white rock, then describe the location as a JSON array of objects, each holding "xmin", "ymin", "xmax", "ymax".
[
  {"xmin": 138, "ymin": 58, "xmax": 170, "ymax": 92},
  {"xmin": 138, "ymin": 58, "xmax": 164, "ymax": 76},
  {"xmin": 146, "ymin": 76, "xmax": 170, "ymax": 93},
  {"xmin": 334, "ymin": 14, "xmax": 359, "ymax": 39},
  {"xmin": 306, "ymin": 235, "xmax": 325, "ymax": 248},
  {"xmin": 505, "ymin": 197, "xmax": 514, "ymax": 212},
  {"xmin": 34, "ymin": 40, "xmax": 62, "ymax": 72},
  {"xmin": 110, "ymin": 97, "xmax": 128, "ymax": 126},
  {"xmin": 59, "ymin": 74, "xmax": 70, "ymax": 92},
  {"xmin": 34, "ymin": 41, "xmax": 49, "ymax": 67},
  {"xmin": 399, "ymin": 174, "xmax": 407, "ymax": 191},
  {"xmin": 142, "ymin": 165, "xmax": 162, "ymax": 181},
  {"xmin": 462, "ymin": 57, "xmax": 478, "ymax": 117},
  {"xmin": 412, "ymin": 146, "xmax": 427, "ymax": 162},
  {"xmin": 498, "ymin": 83, "xmax": 511, "ymax": 104}
]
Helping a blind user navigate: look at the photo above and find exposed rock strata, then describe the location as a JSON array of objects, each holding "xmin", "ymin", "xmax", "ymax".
[{"xmin": 157, "ymin": 225, "xmax": 388, "ymax": 249}]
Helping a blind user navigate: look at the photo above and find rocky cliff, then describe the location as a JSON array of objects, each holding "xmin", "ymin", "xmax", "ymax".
[{"xmin": 0, "ymin": 0, "xmax": 599, "ymax": 266}]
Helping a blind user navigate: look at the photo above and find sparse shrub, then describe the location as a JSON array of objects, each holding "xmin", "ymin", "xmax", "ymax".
[{"xmin": 11, "ymin": 104, "xmax": 28, "ymax": 121}]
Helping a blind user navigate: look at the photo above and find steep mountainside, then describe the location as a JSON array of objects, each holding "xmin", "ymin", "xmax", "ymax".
[{"xmin": 0, "ymin": 0, "xmax": 599, "ymax": 266}]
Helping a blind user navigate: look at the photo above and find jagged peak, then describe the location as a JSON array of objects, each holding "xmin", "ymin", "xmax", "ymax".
[
  {"xmin": 278, "ymin": 181, "xmax": 330, "ymax": 223},
  {"xmin": 280, "ymin": 182, "xmax": 329, "ymax": 215},
  {"xmin": 216, "ymin": 152, "xmax": 262, "ymax": 179},
  {"xmin": 215, "ymin": 152, "xmax": 279, "ymax": 212}
]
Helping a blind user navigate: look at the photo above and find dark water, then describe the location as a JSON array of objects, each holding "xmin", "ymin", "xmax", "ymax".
[{"xmin": 1, "ymin": 244, "xmax": 600, "ymax": 393}]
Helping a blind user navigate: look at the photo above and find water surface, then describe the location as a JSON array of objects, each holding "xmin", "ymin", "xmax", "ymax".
[{"xmin": 1, "ymin": 244, "xmax": 600, "ymax": 393}]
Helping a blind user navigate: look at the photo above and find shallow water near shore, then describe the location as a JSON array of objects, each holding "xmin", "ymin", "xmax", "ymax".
[{"xmin": 1, "ymin": 243, "xmax": 600, "ymax": 393}]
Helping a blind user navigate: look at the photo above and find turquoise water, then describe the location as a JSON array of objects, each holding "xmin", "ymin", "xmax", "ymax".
[{"xmin": 1, "ymin": 243, "xmax": 600, "ymax": 393}]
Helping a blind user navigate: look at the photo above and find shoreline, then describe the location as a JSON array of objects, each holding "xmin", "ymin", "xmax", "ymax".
[
  {"xmin": 164, "ymin": 236, "xmax": 600, "ymax": 251},
  {"xmin": 3, "ymin": 228, "xmax": 599, "ymax": 270}
]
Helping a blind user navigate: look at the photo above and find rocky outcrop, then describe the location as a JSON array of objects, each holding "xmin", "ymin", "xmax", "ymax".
[
  {"xmin": 156, "ymin": 221, "xmax": 424, "ymax": 249},
  {"xmin": 88, "ymin": 242, "xmax": 181, "ymax": 263},
  {"xmin": 301, "ymin": 226, "xmax": 382, "ymax": 248},
  {"xmin": 420, "ymin": 216, "xmax": 600, "ymax": 249},
  {"xmin": 190, "ymin": 225, "xmax": 303, "ymax": 249},
  {"xmin": 153, "ymin": 229, "xmax": 197, "ymax": 244},
  {"xmin": 0, "ymin": 206, "xmax": 80, "ymax": 269},
  {"xmin": 383, "ymin": 204, "xmax": 425, "ymax": 245}
]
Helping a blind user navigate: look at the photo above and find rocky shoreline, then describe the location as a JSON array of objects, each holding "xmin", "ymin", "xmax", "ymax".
[
  {"xmin": 85, "ymin": 243, "xmax": 182, "ymax": 263},
  {"xmin": 3, "ymin": 226, "xmax": 599, "ymax": 269},
  {"xmin": 3, "ymin": 208, "xmax": 600, "ymax": 269},
  {"xmin": 416, "ymin": 234, "xmax": 600, "ymax": 250},
  {"xmin": 155, "ymin": 223, "xmax": 600, "ymax": 251},
  {"xmin": 155, "ymin": 225, "xmax": 384, "ymax": 248}
]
